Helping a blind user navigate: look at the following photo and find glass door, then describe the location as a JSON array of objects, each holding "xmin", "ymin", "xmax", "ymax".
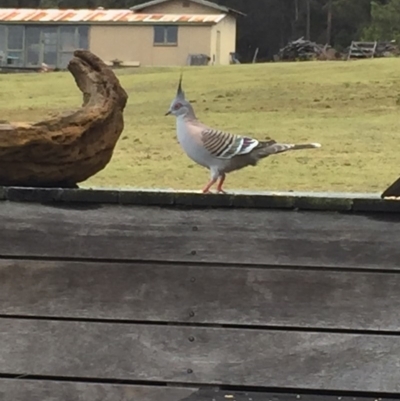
[
  {"xmin": 59, "ymin": 26, "xmax": 76, "ymax": 69},
  {"xmin": 25, "ymin": 25, "xmax": 41, "ymax": 67},
  {"xmin": 41, "ymin": 26, "xmax": 58, "ymax": 67},
  {"xmin": 6, "ymin": 25, "xmax": 24, "ymax": 66},
  {"xmin": 25, "ymin": 25, "xmax": 58, "ymax": 68}
]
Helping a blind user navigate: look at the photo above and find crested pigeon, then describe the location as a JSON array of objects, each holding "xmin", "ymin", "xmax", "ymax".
[{"xmin": 165, "ymin": 75, "xmax": 321, "ymax": 194}]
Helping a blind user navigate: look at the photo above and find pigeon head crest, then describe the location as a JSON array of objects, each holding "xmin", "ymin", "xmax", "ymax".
[
  {"xmin": 176, "ymin": 73, "xmax": 185, "ymax": 100},
  {"xmin": 165, "ymin": 71, "xmax": 196, "ymax": 118}
]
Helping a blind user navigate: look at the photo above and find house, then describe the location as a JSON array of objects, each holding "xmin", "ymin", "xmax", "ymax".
[
  {"xmin": 0, "ymin": 0, "xmax": 244, "ymax": 69},
  {"xmin": 130, "ymin": 0, "xmax": 244, "ymax": 66}
]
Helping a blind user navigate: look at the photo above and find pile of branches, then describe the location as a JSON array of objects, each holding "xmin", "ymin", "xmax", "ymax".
[
  {"xmin": 375, "ymin": 41, "xmax": 399, "ymax": 57},
  {"xmin": 276, "ymin": 37, "xmax": 325, "ymax": 61},
  {"xmin": 275, "ymin": 37, "xmax": 340, "ymax": 61}
]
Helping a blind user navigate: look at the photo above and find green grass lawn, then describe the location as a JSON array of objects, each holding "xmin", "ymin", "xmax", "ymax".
[{"xmin": 1, "ymin": 58, "xmax": 400, "ymax": 193}]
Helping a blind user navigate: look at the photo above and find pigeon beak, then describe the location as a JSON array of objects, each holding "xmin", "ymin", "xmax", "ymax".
[{"xmin": 165, "ymin": 110, "xmax": 171, "ymax": 116}]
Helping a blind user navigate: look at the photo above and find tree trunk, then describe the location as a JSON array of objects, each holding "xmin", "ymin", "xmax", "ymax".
[
  {"xmin": 306, "ymin": 0, "xmax": 311, "ymax": 40},
  {"xmin": 0, "ymin": 50, "xmax": 128, "ymax": 187},
  {"xmin": 327, "ymin": 0, "xmax": 333, "ymax": 45}
]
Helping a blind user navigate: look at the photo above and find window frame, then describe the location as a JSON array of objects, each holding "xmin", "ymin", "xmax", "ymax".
[
  {"xmin": 6, "ymin": 24, "xmax": 24, "ymax": 51},
  {"xmin": 5, "ymin": 24, "xmax": 24, "ymax": 66},
  {"xmin": 153, "ymin": 25, "xmax": 178, "ymax": 47}
]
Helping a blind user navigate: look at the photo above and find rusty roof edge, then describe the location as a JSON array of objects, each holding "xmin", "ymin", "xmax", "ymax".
[
  {"xmin": 0, "ymin": 8, "xmax": 227, "ymax": 24},
  {"xmin": 0, "ymin": 20, "xmax": 222, "ymax": 25},
  {"xmin": 0, "ymin": 186, "xmax": 398, "ymax": 213}
]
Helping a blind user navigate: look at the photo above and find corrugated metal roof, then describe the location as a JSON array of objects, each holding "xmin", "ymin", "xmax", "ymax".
[{"xmin": 0, "ymin": 8, "xmax": 227, "ymax": 24}]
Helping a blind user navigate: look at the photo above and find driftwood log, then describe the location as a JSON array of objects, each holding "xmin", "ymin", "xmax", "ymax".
[
  {"xmin": 0, "ymin": 50, "xmax": 128, "ymax": 187},
  {"xmin": 382, "ymin": 176, "xmax": 400, "ymax": 198}
]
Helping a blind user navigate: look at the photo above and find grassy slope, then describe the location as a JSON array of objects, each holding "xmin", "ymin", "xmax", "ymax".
[{"xmin": 1, "ymin": 59, "xmax": 400, "ymax": 193}]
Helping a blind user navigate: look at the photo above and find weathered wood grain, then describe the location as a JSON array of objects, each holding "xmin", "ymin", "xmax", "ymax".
[
  {"xmin": 1, "ymin": 259, "xmax": 400, "ymax": 331},
  {"xmin": 0, "ymin": 380, "xmax": 197, "ymax": 401},
  {"xmin": 5, "ymin": 186, "xmax": 400, "ymax": 213},
  {"xmin": 0, "ymin": 382, "xmax": 396, "ymax": 401},
  {"xmin": 1, "ymin": 202, "xmax": 400, "ymax": 269},
  {"xmin": 0, "ymin": 319, "xmax": 400, "ymax": 392}
]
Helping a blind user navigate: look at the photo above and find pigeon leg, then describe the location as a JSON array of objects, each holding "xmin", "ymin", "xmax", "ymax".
[
  {"xmin": 202, "ymin": 178, "xmax": 217, "ymax": 193},
  {"xmin": 216, "ymin": 174, "xmax": 226, "ymax": 194}
]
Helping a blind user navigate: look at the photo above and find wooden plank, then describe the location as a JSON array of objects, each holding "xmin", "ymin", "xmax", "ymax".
[
  {"xmin": 0, "ymin": 319, "xmax": 400, "ymax": 392},
  {"xmin": 1, "ymin": 202, "xmax": 400, "ymax": 269},
  {"xmin": 4, "ymin": 187, "xmax": 400, "ymax": 212},
  {"xmin": 0, "ymin": 384, "xmax": 398, "ymax": 401},
  {"xmin": 0, "ymin": 380, "xmax": 197, "ymax": 401},
  {"xmin": 2, "ymin": 259, "xmax": 400, "ymax": 331}
]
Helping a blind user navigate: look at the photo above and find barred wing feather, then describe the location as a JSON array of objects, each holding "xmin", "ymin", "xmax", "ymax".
[{"xmin": 201, "ymin": 128, "xmax": 261, "ymax": 159}]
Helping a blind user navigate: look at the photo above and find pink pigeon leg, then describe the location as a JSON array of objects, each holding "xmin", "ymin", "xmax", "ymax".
[
  {"xmin": 216, "ymin": 174, "xmax": 226, "ymax": 194},
  {"xmin": 202, "ymin": 177, "xmax": 218, "ymax": 193}
]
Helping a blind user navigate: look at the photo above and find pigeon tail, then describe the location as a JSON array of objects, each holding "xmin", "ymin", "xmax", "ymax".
[
  {"xmin": 292, "ymin": 142, "xmax": 321, "ymax": 150},
  {"xmin": 256, "ymin": 141, "xmax": 321, "ymax": 157}
]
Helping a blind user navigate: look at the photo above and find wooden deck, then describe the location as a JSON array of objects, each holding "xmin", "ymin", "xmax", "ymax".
[{"xmin": 1, "ymin": 187, "xmax": 400, "ymax": 400}]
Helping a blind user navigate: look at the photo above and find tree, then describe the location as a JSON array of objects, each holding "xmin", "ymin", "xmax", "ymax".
[
  {"xmin": 326, "ymin": 0, "xmax": 332, "ymax": 44},
  {"xmin": 363, "ymin": 0, "xmax": 400, "ymax": 42},
  {"xmin": 329, "ymin": 0, "xmax": 387, "ymax": 49},
  {"xmin": 306, "ymin": 0, "xmax": 311, "ymax": 40}
]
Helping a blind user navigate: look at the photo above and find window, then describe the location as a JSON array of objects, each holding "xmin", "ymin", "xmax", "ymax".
[
  {"xmin": 59, "ymin": 25, "xmax": 89, "ymax": 69},
  {"xmin": 42, "ymin": 26, "xmax": 58, "ymax": 66},
  {"xmin": 25, "ymin": 26, "xmax": 41, "ymax": 66},
  {"xmin": 60, "ymin": 26, "xmax": 77, "ymax": 52},
  {"xmin": 78, "ymin": 26, "xmax": 89, "ymax": 49},
  {"xmin": 6, "ymin": 25, "xmax": 24, "ymax": 67},
  {"xmin": 7, "ymin": 25, "xmax": 24, "ymax": 50},
  {"xmin": 0, "ymin": 25, "xmax": 6, "ymax": 65},
  {"xmin": 0, "ymin": 24, "xmax": 88, "ymax": 69},
  {"xmin": 153, "ymin": 25, "xmax": 178, "ymax": 46},
  {"xmin": 58, "ymin": 25, "xmax": 89, "ymax": 69},
  {"xmin": 0, "ymin": 25, "xmax": 6, "ymax": 52}
]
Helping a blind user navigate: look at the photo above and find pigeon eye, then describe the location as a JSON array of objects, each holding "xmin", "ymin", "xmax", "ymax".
[{"xmin": 174, "ymin": 102, "xmax": 182, "ymax": 110}]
